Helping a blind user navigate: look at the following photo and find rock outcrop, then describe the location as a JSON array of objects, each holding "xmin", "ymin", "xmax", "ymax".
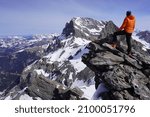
[{"xmin": 82, "ymin": 33, "xmax": 150, "ymax": 100}]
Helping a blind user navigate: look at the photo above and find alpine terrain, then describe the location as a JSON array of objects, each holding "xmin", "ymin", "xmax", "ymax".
[{"xmin": 0, "ymin": 17, "xmax": 150, "ymax": 100}]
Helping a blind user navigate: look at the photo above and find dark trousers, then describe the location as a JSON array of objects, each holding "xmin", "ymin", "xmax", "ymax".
[{"xmin": 113, "ymin": 30, "xmax": 132, "ymax": 54}]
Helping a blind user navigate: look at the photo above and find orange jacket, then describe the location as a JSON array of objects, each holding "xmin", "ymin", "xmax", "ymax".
[{"xmin": 119, "ymin": 15, "xmax": 136, "ymax": 33}]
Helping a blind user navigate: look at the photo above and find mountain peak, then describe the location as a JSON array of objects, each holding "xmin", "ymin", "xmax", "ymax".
[
  {"xmin": 62, "ymin": 17, "xmax": 109, "ymax": 40},
  {"xmin": 72, "ymin": 17, "xmax": 106, "ymax": 27}
]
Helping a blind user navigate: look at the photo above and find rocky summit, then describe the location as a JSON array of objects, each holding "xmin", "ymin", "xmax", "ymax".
[
  {"xmin": 82, "ymin": 31, "xmax": 150, "ymax": 100},
  {"xmin": 0, "ymin": 17, "xmax": 150, "ymax": 100}
]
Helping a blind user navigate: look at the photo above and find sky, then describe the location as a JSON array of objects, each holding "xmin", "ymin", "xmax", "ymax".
[{"xmin": 0, "ymin": 0, "xmax": 150, "ymax": 36}]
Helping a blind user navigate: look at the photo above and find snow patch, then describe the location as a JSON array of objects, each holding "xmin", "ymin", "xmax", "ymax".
[
  {"xmin": 70, "ymin": 59, "xmax": 86, "ymax": 73},
  {"xmin": 69, "ymin": 72, "xmax": 73, "ymax": 80},
  {"xmin": 0, "ymin": 91, "xmax": 4, "ymax": 95},
  {"xmin": 62, "ymin": 68, "xmax": 68, "ymax": 74},
  {"xmin": 19, "ymin": 94, "xmax": 33, "ymax": 100},
  {"xmin": 34, "ymin": 97, "xmax": 42, "ymax": 100},
  {"xmin": 37, "ymin": 89, "xmax": 40, "ymax": 92},
  {"xmin": 16, "ymin": 49, "xmax": 24, "ymax": 53},
  {"xmin": 71, "ymin": 79, "xmax": 86, "ymax": 87},
  {"xmin": 35, "ymin": 69, "xmax": 49, "ymax": 77},
  {"xmin": 71, "ymin": 79, "xmax": 96, "ymax": 99},
  {"xmin": 4, "ymin": 96, "xmax": 12, "ymax": 100},
  {"xmin": 18, "ymin": 87, "xmax": 28, "ymax": 94},
  {"xmin": 45, "ymin": 37, "xmax": 90, "ymax": 64},
  {"xmin": 70, "ymin": 47, "xmax": 89, "ymax": 73},
  {"xmin": 73, "ymin": 37, "xmax": 91, "ymax": 46},
  {"xmin": 71, "ymin": 79, "xmax": 108, "ymax": 100},
  {"xmin": 74, "ymin": 17, "xmax": 105, "ymax": 35},
  {"xmin": 81, "ymin": 85, "xmax": 96, "ymax": 99},
  {"xmin": 75, "ymin": 17, "xmax": 83, "ymax": 26}
]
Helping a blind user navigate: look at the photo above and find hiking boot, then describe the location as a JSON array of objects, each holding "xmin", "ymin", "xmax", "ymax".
[{"xmin": 111, "ymin": 43, "xmax": 117, "ymax": 48}]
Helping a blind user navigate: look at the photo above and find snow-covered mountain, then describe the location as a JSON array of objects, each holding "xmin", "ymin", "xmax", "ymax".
[
  {"xmin": 62, "ymin": 17, "xmax": 106, "ymax": 39},
  {"xmin": 0, "ymin": 17, "xmax": 150, "ymax": 100},
  {"xmin": 132, "ymin": 31, "xmax": 150, "ymax": 51},
  {"xmin": 132, "ymin": 34, "xmax": 150, "ymax": 51},
  {"xmin": 136, "ymin": 30, "xmax": 150, "ymax": 44},
  {"xmin": 0, "ymin": 34, "xmax": 58, "ymax": 51}
]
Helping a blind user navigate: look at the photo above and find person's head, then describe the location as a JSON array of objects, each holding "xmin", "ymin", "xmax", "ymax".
[{"xmin": 126, "ymin": 11, "xmax": 132, "ymax": 16}]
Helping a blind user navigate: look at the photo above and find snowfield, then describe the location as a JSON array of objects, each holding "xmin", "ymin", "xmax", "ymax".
[{"xmin": 44, "ymin": 37, "xmax": 90, "ymax": 74}]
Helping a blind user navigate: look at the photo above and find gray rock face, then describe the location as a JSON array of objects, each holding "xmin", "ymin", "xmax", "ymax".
[
  {"xmin": 82, "ymin": 34, "xmax": 150, "ymax": 100},
  {"xmin": 19, "ymin": 69, "xmax": 85, "ymax": 100}
]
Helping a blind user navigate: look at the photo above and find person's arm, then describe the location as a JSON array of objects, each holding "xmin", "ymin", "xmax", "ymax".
[{"xmin": 119, "ymin": 17, "xmax": 127, "ymax": 30}]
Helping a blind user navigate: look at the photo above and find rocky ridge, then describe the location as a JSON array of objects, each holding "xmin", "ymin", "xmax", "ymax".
[{"xmin": 82, "ymin": 31, "xmax": 150, "ymax": 99}]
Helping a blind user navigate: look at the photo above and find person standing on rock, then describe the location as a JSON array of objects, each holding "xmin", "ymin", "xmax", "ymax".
[{"xmin": 111, "ymin": 11, "xmax": 136, "ymax": 56}]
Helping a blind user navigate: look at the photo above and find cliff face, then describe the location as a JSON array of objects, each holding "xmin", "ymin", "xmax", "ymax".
[{"xmin": 82, "ymin": 33, "xmax": 150, "ymax": 100}]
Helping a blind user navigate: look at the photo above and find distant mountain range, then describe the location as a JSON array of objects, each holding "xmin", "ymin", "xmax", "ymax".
[
  {"xmin": 135, "ymin": 30, "xmax": 150, "ymax": 45},
  {"xmin": 0, "ymin": 17, "xmax": 150, "ymax": 100}
]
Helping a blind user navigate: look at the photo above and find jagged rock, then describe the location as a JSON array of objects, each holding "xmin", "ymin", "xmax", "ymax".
[
  {"xmin": 123, "ymin": 55, "xmax": 143, "ymax": 69},
  {"xmin": 25, "ymin": 76, "xmax": 65, "ymax": 100},
  {"xmin": 90, "ymin": 52, "xmax": 124, "ymax": 66},
  {"xmin": 81, "ymin": 27, "xmax": 150, "ymax": 98},
  {"xmin": 98, "ymin": 21, "xmax": 118, "ymax": 39},
  {"xmin": 82, "ymin": 33, "xmax": 150, "ymax": 100},
  {"xmin": 20, "ymin": 70, "xmax": 85, "ymax": 100}
]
